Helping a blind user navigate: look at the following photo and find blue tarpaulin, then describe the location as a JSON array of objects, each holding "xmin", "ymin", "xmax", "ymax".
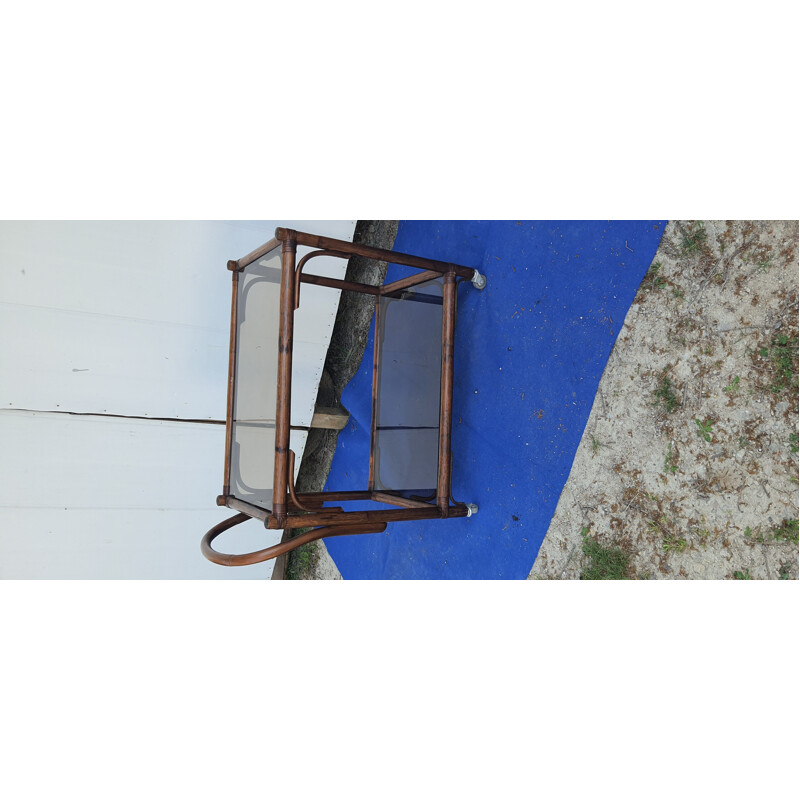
[{"xmin": 324, "ymin": 220, "xmax": 666, "ymax": 579}]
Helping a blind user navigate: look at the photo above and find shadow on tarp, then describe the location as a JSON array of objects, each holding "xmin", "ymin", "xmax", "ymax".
[{"xmin": 323, "ymin": 220, "xmax": 666, "ymax": 579}]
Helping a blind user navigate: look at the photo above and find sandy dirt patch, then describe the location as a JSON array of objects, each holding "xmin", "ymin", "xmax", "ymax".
[{"xmin": 530, "ymin": 220, "xmax": 798, "ymax": 580}]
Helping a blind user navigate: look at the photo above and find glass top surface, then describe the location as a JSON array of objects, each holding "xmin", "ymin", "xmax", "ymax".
[
  {"xmin": 373, "ymin": 277, "xmax": 444, "ymax": 494},
  {"xmin": 230, "ymin": 249, "xmax": 282, "ymax": 509}
]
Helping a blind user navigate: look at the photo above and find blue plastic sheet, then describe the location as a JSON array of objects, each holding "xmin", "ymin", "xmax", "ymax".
[{"xmin": 324, "ymin": 220, "xmax": 666, "ymax": 579}]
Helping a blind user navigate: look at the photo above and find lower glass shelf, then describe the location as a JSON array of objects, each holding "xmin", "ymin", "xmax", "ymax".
[{"xmin": 374, "ymin": 276, "xmax": 444, "ymax": 493}]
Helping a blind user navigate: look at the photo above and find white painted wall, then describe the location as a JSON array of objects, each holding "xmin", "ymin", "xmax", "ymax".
[{"xmin": 0, "ymin": 220, "xmax": 356, "ymax": 578}]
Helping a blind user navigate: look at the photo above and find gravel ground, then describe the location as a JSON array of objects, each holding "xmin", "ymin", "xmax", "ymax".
[{"xmin": 530, "ymin": 220, "xmax": 799, "ymax": 580}]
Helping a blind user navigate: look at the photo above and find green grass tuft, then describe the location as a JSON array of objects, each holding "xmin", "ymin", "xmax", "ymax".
[
  {"xmin": 285, "ymin": 532, "xmax": 315, "ymax": 579},
  {"xmin": 663, "ymin": 533, "xmax": 688, "ymax": 553},
  {"xmin": 695, "ymin": 419, "xmax": 714, "ymax": 442},
  {"xmin": 645, "ymin": 261, "xmax": 666, "ymax": 291},
  {"xmin": 759, "ymin": 334, "xmax": 799, "ymax": 396},
  {"xmin": 724, "ymin": 375, "xmax": 741, "ymax": 394},
  {"xmin": 773, "ymin": 518, "xmax": 799, "ymax": 544},
  {"xmin": 681, "ymin": 221, "xmax": 707, "ymax": 255},
  {"xmin": 580, "ymin": 528, "xmax": 630, "ymax": 580},
  {"xmin": 664, "ymin": 441, "xmax": 678, "ymax": 475},
  {"xmin": 655, "ymin": 374, "xmax": 680, "ymax": 413}
]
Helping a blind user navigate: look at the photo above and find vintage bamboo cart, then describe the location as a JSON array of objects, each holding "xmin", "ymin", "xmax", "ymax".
[{"xmin": 201, "ymin": 227, "xmax": 486, "ymax": 567}]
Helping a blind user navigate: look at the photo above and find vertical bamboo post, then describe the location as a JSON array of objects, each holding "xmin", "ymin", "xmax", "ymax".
[
  {"xmin": 272, "ymin": 235, "xmax": 296, "ymax": 523},
  {"xmin": 437, "ymin": 272, "xmax": 457, "ymax": 514}
]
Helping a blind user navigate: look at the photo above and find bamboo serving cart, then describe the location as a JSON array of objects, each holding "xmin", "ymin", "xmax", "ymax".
[{"xmin": 201, "ymin": 227, "xmax": 486, "ymax": 567}]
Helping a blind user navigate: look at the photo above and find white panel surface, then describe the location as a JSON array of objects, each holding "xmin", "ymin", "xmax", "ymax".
[
  {"xmin": 0, "ymin": 220, "xmax": 356, "ymax": 579},
  {"xmin": 0, "ymin": 220, "xmax": 356, "ymax": 420},
  {"xmin": 0, "ymin": 410, "xmax": 307, "ymax": 579}
]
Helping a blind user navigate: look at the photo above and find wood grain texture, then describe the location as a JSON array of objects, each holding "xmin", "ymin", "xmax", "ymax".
[{"xmin": 310, "ymin": 406, "xmax": 349, "ymax": 430}]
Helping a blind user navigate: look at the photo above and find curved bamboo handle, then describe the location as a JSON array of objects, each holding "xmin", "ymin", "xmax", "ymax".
[{"xmin": 201, "ymin": 514, "xmax": 387, "ymax": 567}]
